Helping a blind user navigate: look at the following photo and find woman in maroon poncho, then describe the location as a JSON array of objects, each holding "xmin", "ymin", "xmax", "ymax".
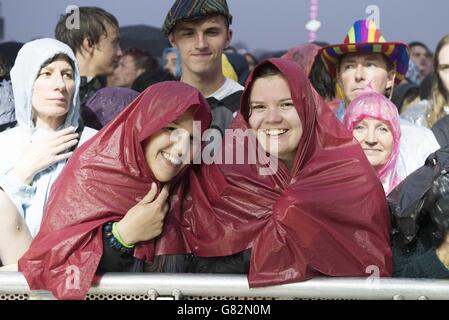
[
  {"xmin": 156, "ymin": 58, "xmax": 392, "ymax": 287},
  {"xmin": 18, "ymin": 81, "xmax": 211, "ymax": 299}
]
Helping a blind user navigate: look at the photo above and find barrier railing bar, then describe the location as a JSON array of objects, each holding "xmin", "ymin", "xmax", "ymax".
[{"xmin": 1, "ymin": 272, "xmax": 449, "ymax": 300}]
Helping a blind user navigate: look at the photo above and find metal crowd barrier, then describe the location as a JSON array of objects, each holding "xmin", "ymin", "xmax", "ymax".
[{"xmin": 1, "ymin": 272, "xmax": 449, "ymax": 300}]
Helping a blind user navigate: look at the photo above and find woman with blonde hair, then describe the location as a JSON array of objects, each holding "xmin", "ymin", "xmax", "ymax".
[{"xmin": 402, "ymin": 35, "xmax": 449, "ymax": 130}]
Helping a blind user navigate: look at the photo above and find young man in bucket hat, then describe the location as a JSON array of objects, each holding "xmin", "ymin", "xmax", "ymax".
[
  {"xmin": 320, "ymin": 19, "xmax": 440, "ymax": 180},
  {"xmin": 162, "ymin": 0, "xmax": 243, "ymax": 135}
]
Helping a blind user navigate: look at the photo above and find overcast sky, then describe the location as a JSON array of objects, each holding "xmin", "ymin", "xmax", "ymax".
[{"xmin": 1, "ymin": 0, "xmax": 448, "ymax": 54}]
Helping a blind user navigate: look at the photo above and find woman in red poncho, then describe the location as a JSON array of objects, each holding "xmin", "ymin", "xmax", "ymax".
[
  {"xmin": 18, "ymin": 81, "xmax": 211, "ymax": 299},
  {"xmin": 156, "ymin": 58, "xmax": 392, "ymax": 287}
]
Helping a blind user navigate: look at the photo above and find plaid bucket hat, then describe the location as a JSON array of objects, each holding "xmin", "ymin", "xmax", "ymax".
[
  {"xmin": 320, "ymin": 19, "xmax": 409, "ymax": 84},
  {"xmin": 162, "ymin": 0, "xmax": 233, "ymax": 36}
]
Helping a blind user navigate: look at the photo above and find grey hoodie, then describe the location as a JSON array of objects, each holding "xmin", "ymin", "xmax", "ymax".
[
  {"xmin": 0, "ymin": 38, "xmax": 90, "ymax": 237},
  {"xmin": 10, "ymin": 38, "xmax": 81, "ymax": 130}
]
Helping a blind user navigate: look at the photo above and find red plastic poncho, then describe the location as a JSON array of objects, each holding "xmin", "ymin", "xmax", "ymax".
[
  {"xmin": 18, "ymin": 81, "xmax": 211, "ymax": 299},
  {"xmin": 281, "ymin": 43, "xmax": 320, "ymax": 76},
  {"xmin": 156, "ymin": 58, "xmax": 392, "ymax": 287}
]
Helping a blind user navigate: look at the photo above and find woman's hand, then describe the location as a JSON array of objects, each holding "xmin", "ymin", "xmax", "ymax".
[
  {"xmin": 116, "ymin": 183, "xmax": 170, "ymax": 246},
  {"xmin": 12, "ymin": 127, "xmax": 79, "ymax": 184}
]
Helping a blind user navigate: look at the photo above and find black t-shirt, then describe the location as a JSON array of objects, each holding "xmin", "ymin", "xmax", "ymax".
[{"xmin": 79, "ymin": 75, "xmax": 106, "ymax": 130}]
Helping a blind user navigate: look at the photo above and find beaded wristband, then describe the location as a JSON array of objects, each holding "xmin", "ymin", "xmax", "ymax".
[{"xmin": 103, "ymin": 221, "xmax": 134, "ymax": 256}]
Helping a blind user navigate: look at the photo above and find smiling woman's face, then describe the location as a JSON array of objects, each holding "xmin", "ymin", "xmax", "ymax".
[
  {"xmin": 143, "ymin": 108, "xmax": 198, "ymax": 182},
  {"xmin": 352, "ymin": 117, "xmax": 394, "ymax": 168},
  {"xmin": 248, "ymin": 75, "xmax": 302, "ymax": 170}
]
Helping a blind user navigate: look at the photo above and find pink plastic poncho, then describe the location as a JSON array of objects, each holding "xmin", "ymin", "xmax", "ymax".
[
  {"xmin": 281, "ymin": 43, "xmax": 320, "ymax": 76},
  {"xmin": 343, "ymin": 90, "xmax": 401, "ymax": 194}
]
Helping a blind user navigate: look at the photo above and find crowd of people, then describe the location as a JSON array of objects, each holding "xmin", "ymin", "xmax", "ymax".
[{"xmin": 1, "ymin": 0, "xmax": 449, "ymax": 299}]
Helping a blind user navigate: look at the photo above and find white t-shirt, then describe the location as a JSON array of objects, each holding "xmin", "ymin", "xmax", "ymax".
[{"xmin": 207, "ymin": 77, "xmax": 244, "ymax": 101}]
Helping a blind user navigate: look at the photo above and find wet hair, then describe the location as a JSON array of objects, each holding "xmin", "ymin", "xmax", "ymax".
[
  {"xmin": 247, "ymin": 63, "xmax": 283, "ymax": 118},
  {"xmin": 409, "ymin": 41, "xmax": 432, "ymax": 57},
  {"xmin": 309, "ymin": 55, "xmax": 335, "ymax": 101},
  {"xmin": 0, "ymin": 42, "xmax": 24, "ymax": 80},
  {"xmin": 251, "ymin": 63, "xmax": 282, "ymax": 82},
  {"xmin": 123, "ymin": 48, "xmax": 159, "ymax": 72},
  {"xmin": 391, "ymin": 83, "xmax": 419, "ymax": 113},
  {"xmin": 55, "ymin": 7, "xmax": 119, "ymax": 54},
  {"xmin": 131, "ymin": 68, "xmax": 175, "ymax": 93}
]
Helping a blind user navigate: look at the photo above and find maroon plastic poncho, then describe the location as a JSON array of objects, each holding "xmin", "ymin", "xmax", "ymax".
[
  {"xmin": 18, "ymin": 81, "xmax": 211, "ymax": 299},
  {"xmin": 156, "ymin": 59, "xmax": 392, "ymax": 287},
  {"xmin": 281, "ymin": 43, "xmax": 320, "ymax": 76}
]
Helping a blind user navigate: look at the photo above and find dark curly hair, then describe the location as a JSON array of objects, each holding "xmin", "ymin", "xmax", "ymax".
[{"xmin": 0, "ymin": 55, "xmax": 6, "ymax": 78}]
